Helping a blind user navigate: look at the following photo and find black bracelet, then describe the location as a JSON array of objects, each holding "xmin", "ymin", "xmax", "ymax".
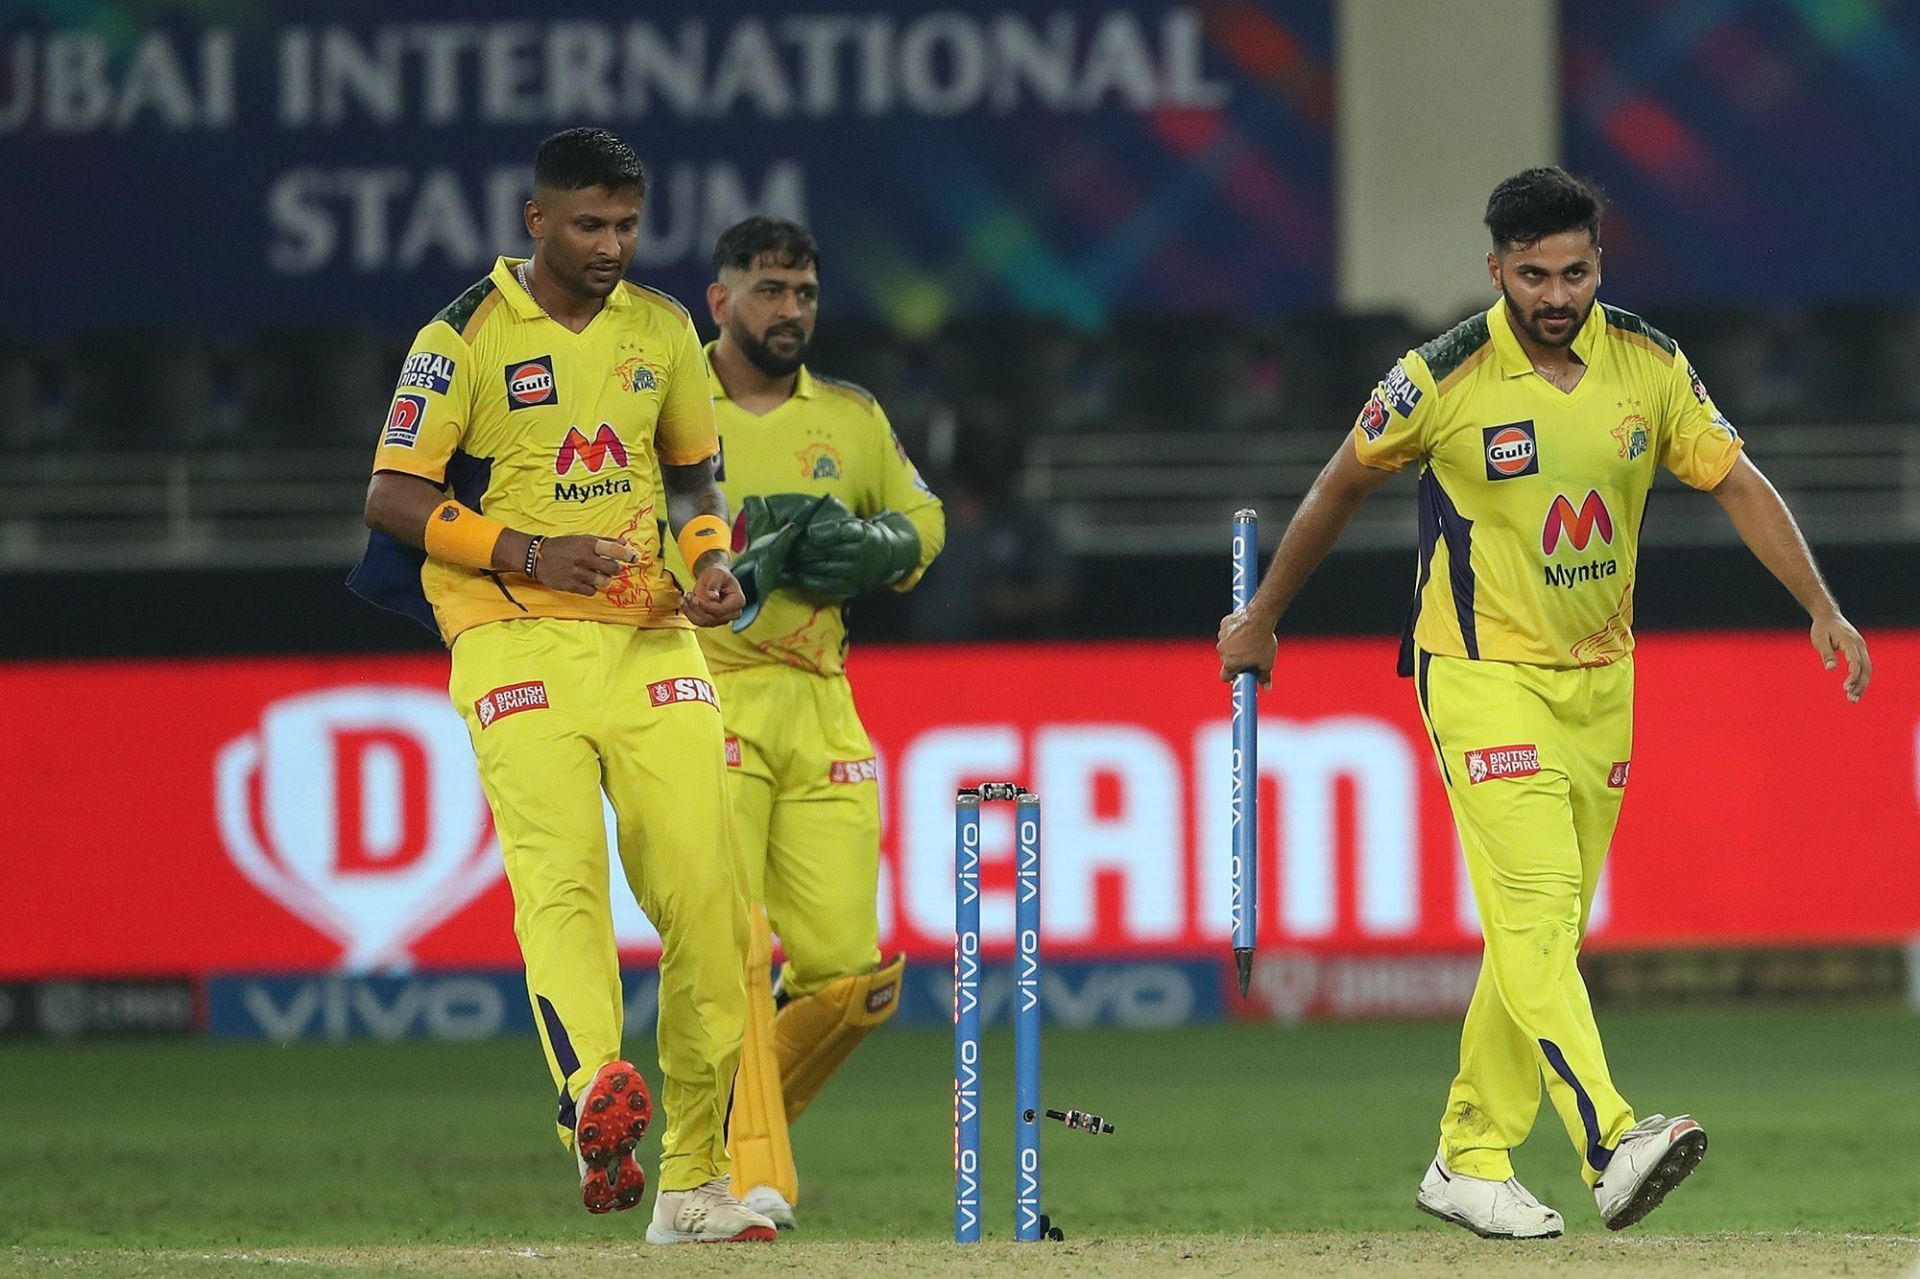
[{"xmin": 524, "ymin": 535, "xmax": 544, "ymax": 578}]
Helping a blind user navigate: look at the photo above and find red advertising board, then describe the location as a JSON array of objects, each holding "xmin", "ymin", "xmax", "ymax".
[{"xmin": 2, "ymin": 633, "xmax": 1916, "ymax": 977}]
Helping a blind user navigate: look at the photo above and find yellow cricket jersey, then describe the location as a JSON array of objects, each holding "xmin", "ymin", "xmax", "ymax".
[
  {"xmin": 1354, "ymin": 298, "xmax": 1744, "ymax": 671},
  {"xmin": 370, "ymin": 256, "xmax": 718, "ymax": 644},
  {"xmin": 689, "ymin": 347, "xmax": 945, "ymax": 677}
]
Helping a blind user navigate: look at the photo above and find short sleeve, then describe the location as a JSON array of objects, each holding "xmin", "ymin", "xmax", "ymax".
[
  {"xmin": 654, "ymin": 313, "xmax": 720, "ymax": 467},
  {"xmin": 371, "ymin": 322, "xmax": 470, "ymax": 483},
  {"xmin": 1658, "ymin": 347, "xmax": 1744, "ymax": 490},
  {"xmin": 1350, "ymin": 354, "xmax": 1437, "ymax": 472}
]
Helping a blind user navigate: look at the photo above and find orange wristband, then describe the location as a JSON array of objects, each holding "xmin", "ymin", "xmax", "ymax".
[
  {"xmin": 423, "ymin": 499, "xmax": 509, "ymax": 570},
  {"xmin": 677, "ymin": 513, "xmax": 730, "ymax": 571}
]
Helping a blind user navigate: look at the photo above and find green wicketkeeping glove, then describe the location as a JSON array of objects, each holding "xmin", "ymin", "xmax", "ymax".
[
  {"xmin": 727, "ymin": 493, "xmax": 834, "ymax": 631},
  {"xmin": 739, "ymin": 492, "xmax": 836, "ymax": 546},
  {"xmin": 788, "ymin": 509, "xmax": 923, "ymax": 604}
]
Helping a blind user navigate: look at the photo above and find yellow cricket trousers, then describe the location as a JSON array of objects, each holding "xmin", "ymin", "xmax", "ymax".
[
  {"xmin": 450, "ymin": 618, "xmax": 751, "ymax": 1192},
  {"xmin": 716, "ymin": 663, "xmax": 882, "ymax": 995},
  {"xmin": 1415, "ymin": 649, "xmax": 1637, "ymax": 1186}
]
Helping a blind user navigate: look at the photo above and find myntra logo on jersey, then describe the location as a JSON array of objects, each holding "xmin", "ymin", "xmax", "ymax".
[
  {"xmin": 553, "ymin": 425, "xmax": 634, "ymax": 502},
  {"xmin": 1542, "ymin": 489, "xmax": 1614, "ymax": 554},
  {"xmin": 555, "ymin": 424, "xmax": 628, "ymax": 475},
  {"xmin": 1541, "ymin": 490, "xmax": 1619, "ymax": 587}
]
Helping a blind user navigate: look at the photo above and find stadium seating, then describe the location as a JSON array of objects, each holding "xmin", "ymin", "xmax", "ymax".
[{"xmin": 60, "ymin": 326, "xmax": 220, "ymax": 451}]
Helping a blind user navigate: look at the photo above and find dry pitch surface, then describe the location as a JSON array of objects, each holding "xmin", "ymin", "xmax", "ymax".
[{"xmin": 7, "ymin": 1234, "xmax": 1918, "ymax": 1278}]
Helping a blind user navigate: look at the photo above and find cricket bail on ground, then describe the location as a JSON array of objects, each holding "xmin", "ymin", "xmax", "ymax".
[
  {"xmin": 1230, "ymin": 508, "xmax": 1260, "ymax": 997},
  {"xmin": 952, "ymin": 783, "xmax": 1064, "ymax": 1243}
]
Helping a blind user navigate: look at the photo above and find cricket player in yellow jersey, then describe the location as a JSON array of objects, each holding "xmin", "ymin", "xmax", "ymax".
[
  {"xmin": 677, "ymin": 218, "xmax": 944, "ymax": 1229},
  {"xmin": 352, "ymin": 129, "xmax": 777, "ymax": 1244},
  {"xmin": 1218, "ymin": 168, "xmax": 1872, "ymax": 1238}
]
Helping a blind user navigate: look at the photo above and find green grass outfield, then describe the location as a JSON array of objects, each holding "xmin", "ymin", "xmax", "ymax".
[{"xmin": 1, "ymin": 1005, "xmax": 1916, "ymax": 1276}]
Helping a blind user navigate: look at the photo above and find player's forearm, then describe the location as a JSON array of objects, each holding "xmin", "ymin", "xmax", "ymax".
[
  {"xmin": 366, "ymin": 471, "xmax": 530, "ymax": 574},
  {"xmin": 662, "ymin": 459, "xmax": 731, "ymax": 573},
  {"xmin": 1714, "ymin": 459, "xmax": 1841, "ymax": 620},
  {"xmin": 1246, "ymin": 451, "xmax": 1380, "ymax": 630}
]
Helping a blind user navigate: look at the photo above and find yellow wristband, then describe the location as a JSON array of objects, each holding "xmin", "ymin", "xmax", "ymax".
[
  {"xmin": 677, "ymin": 513, "xmax": 730, "ymax": 571},
  {"xmin": 423, "ymin": 499, "xmax": 509, "ymax": 571}
]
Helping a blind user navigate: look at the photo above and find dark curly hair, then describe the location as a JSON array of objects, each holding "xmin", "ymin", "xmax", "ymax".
[
  {"xmin": 1484, "ymin": 167, "xmax": 1604, "ymax": 249},
  {"xmin": 712, "ymin": 217, "xmax": 820, "ymax": 276},
  {"xmin": 533, "ymin": 127, "xmax": 646, "ymax": 197}
]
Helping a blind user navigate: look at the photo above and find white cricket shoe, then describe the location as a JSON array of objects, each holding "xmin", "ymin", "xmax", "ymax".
[
  {"xmin": 740, "ymin": 1183, "xmax": 797, "ymax": 1230},
  {"xmin": 1416, "ymin": 1153, "xmax": 1564, "ymax": 1239},
  {"xmin": 645, "ymin": 1178, "xmax": 779, "ymax": 1244},
  {"xmin": 1594, "ymin": 1113, "xmax": 1707, "ymax": 1230}
]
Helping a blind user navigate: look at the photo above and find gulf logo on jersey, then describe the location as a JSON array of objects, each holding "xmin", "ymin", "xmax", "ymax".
[
  {"xmin": 1542, "ymin": 490, "xmax": 1614, "ymax": 554},
  {"xmin": 505, "ymin": 355, "xmax": 557, "ymax": 409},
  {"xmin": 1482, "ymin": 421, "xmax": 1538, "ymax": 480},
  {"xmin": 555, "ymin": 424, "xmax": 628, "ymax": 475}
]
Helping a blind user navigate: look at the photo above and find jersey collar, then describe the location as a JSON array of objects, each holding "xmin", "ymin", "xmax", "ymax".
[
  {"xmin": 492, "ymin": 256, "xmax": 633, "ymax": 321},
  {"xmin": 1488, "ymin": 296, "xmax": 1604, "ymax": 378},
  {"xmin": 703, "ymin": 339, "xmax": 815, "ymax": 401}
]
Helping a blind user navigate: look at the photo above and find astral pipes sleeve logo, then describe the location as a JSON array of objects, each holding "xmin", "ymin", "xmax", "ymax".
[{"xmin": 214, "ymin": 689, "xmax": 502, "ymax": 971}]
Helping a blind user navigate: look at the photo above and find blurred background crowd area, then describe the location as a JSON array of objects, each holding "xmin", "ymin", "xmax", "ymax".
[
  {"xmin": 11, "ymin": 298, "xmax": 1920, "ymax": 455},
  {"xmin": 5, "ymin": 0, "xmax": 1920, "ymax": 647}
]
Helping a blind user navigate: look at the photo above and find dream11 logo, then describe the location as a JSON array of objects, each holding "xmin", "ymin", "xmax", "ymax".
[{"xmin": 215, "ymin": 689, "xmax": 502, "ymax": 971}]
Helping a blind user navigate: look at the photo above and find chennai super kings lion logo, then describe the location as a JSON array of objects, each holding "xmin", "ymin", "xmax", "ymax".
[
  {"xmin": 613, "ymin": 357, "xmax": 658, "ymax": 393},
  {"xmin": 603, "ymin": 502, "xmax": 656, "ymax": 610},
  {"xmin": 1611, "ymin": 414, "xmax": 1649, "ymax": 461},
  {"xmin": 796, "ymin": 442, "xmax": 843, "ymax": 480}
]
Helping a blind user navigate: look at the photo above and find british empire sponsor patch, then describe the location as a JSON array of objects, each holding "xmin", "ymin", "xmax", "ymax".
[
  {"xmin": 475, "ymin": 681, "xmax": 549, "ymax": 728},
  {"xmin": 1464, "ymin": 743, "xmax": 1541, "ymax": 784}
]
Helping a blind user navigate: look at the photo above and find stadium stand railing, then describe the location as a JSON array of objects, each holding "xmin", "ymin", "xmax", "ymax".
[{"xmin": 1, "ymin": 423, "xmax": 1915, "ymax": 569}]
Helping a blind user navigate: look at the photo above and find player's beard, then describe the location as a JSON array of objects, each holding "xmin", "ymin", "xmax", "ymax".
[
  {"xmin": 736, "ymin": 319, "xmax": 810, "ymax": 377},
  {"xmin": 1502, "ymin": 286, "xmax": 1590, "ymax": 350},
  {"xmin": 569, "ymin": 258, "xmax": 624, "ymax": 300}
]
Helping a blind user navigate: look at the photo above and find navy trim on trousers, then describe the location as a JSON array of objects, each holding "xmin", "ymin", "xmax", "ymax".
[
  {"xmin": 538, "ymin": 993, "xmax": 584, "ymax": 1131},
  {"xmin": 1540, "ymin": 1037, "xmax": 1613, "ymax": 1172}
]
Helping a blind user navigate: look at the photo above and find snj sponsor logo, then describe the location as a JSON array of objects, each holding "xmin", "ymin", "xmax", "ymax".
[{"xmin": 647, "ymin": 677, "xmax": 718, "ymax": 708}]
